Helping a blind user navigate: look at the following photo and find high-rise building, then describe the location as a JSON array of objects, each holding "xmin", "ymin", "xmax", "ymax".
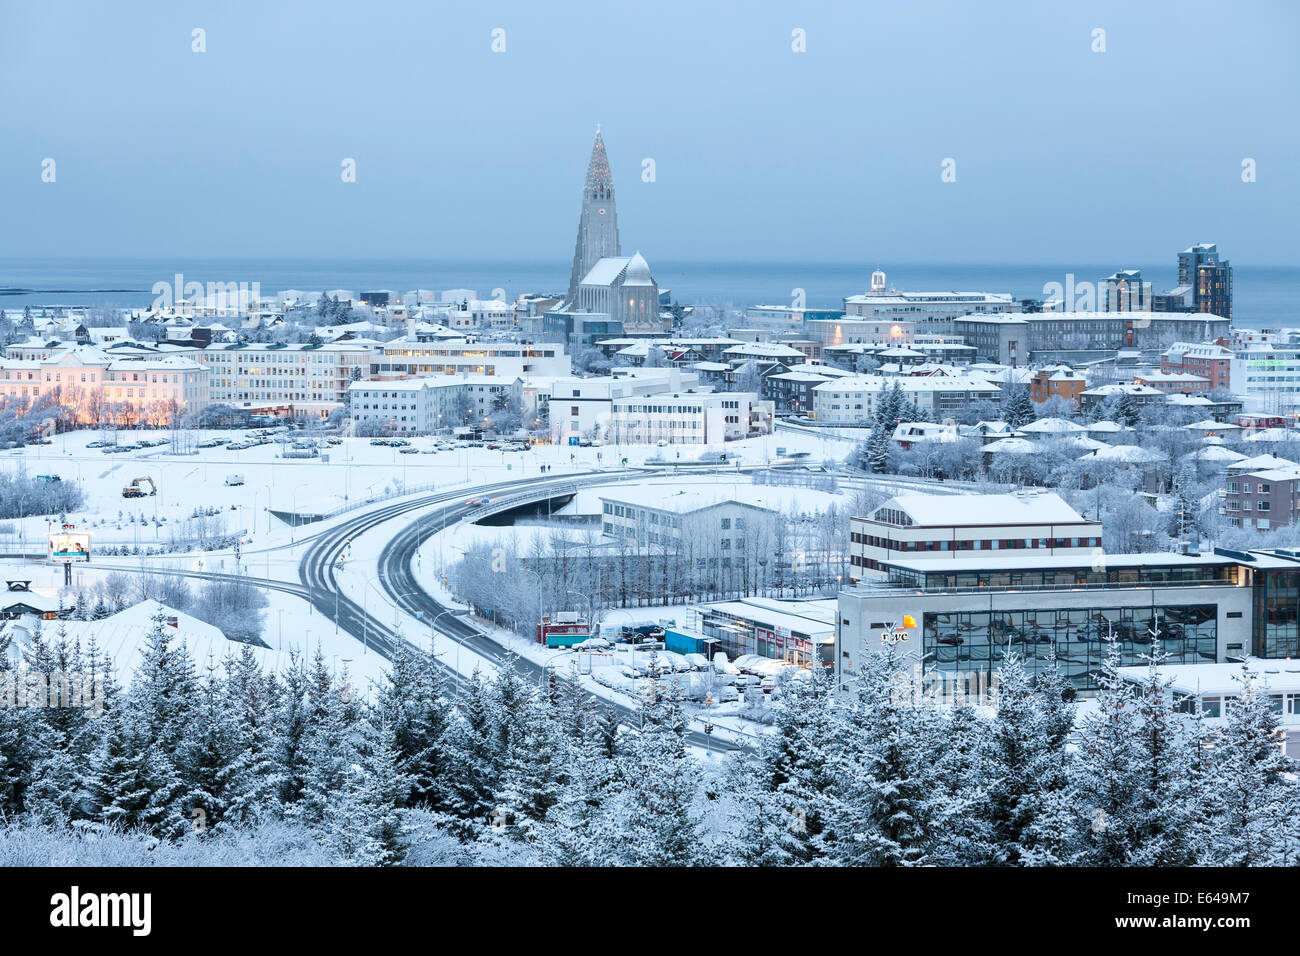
[{"xmin": 1178, "ymin": 242, "xmax": 1233, "ymax": 321}]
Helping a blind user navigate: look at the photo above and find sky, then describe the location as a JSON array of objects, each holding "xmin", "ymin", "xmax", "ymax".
[{"xmin": 1, "ymin": 0, "xmax": 1297, "ymax": 266}]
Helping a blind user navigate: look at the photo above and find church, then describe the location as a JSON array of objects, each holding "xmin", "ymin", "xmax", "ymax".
[{"xmin": 546, "ymin": 130, "xmax": 665, "ymax": 344}]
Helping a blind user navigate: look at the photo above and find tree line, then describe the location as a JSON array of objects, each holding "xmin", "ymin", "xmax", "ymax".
[{"xmin": 1, "ymin": 612, "xmax": 1295, "ymax": 866}]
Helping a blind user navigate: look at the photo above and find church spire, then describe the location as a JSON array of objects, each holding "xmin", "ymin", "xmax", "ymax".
[{"xmin": 585, "ymin": 127, "xmax": 613, "ymax": 195}]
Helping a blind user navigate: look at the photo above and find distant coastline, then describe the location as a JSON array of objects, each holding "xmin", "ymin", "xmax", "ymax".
[{"xmin": 1, "ymin": 258, "xmax": 1294, "ymax": 328}]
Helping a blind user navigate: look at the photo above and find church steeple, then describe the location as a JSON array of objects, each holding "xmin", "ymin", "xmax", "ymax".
[{"xmin": 567, "ymin": 127, "xmax": 621, "ymax": 306}]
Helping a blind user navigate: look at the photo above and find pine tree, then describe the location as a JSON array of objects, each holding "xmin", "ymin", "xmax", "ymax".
[
  {"xmin": 1203, "ymin": 665, "xmax": 1296, "ymax": 865},
  {"xmin": 980, "ymin": 653, "xmax": 1073, "ymax": 864},
  {"xmin": 752, "ymin": 661, "xmax": 840, "ymax": 864},
  {"xmin": 615, "ymin": 686, "xmax": 702, "ymax": 866},
  {"xmin": 1073, "ymin": 637, "xmax": 1139, "ymax": 865},
  {"xmin": 1126, "ymin": 647, "xmax": 1198, "ymax": 866},
  {"xmin": 1002, "ymin": 386, "xmax": 1037, "ymax": 429}
]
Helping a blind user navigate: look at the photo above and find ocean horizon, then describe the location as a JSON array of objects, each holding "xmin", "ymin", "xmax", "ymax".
[{"xmin": 1, "ymin": 257, "xmax": 1294, "ymax": 329}]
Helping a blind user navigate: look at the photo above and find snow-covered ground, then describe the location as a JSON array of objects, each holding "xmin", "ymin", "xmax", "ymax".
[{"xmin": 0, "ymin": 427, "xmax": 857, "ymax": 556}]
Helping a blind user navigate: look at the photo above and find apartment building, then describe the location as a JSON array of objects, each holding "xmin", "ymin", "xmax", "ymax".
[
  {"xmin": 377, "ymin": 340, "xmax": 569, "ymax": 379},
  {"xmin": 1161, "ymin": 342, "xmax": 1237, "ymax": 392},
  {"xmin": 1029, "ymin": 366, "xmax": 1087, "ymax": 405},
  {"xmin": 0, "ymin": 347, "xmax": 209, "ymax": 420},
  {"xmin": 548, "ymin": 369, "xmax": 699, "ymax": 443},
  {"xmin": 812, "ymin": 374, "xmax": 1002, "ymax": 424},
  {"xmin": 195, "ymin": 342, "xmax": 373, "ymax": 415},
  {"xmin": 608, "ymin": 390, "xmax": 772, "ymax": 445},
  {"xmin": 1133, "ymin": 369, "xmax": 1212, "ymax": 395},
  {"xmin": 346, "ymin": 379, "xmax": 468, "ymax": 434},
  {"xmin": 1223, "ymin": 465, "xmax": 1300, "ymax": 531}
]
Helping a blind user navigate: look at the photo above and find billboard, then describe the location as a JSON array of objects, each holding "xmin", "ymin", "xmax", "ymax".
[{"xmin": 49, "ymin": 529, "xmax": 91, "ymax": 564}]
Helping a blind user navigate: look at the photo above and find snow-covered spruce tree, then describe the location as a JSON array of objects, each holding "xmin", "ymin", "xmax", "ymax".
[
  {"xmin": 1124, "ymin": 647, "xmax": 1200, "ymax": 866},
  {"xmin": 922, "ymin": 700, "xmax": 997, "ymax": 865},
  {"xmin": 979, "ymin": 653, "xmax": 1074, "ymax": 864},
  {"xmin": 490, "ymin": 676, "xmax": 567, "ymax": 843},
  {"xmin": 21, "ymin": 629, "xmax": 96, "ymax": 824},
  {"xmin": 83, "ymin": 610, "xmax": 196, "ymax": 839},
  {"xmin": 0, "ymin": 626, "xmax": 48, "ymax": 818},
  {"xmin": 1001, "ymin": 386, "xmax": 1037, "ymax": 429},
  {"xmin": 530, "ymin": 691, "xmax": 625, "ymax": 866},
  {"xmin": 866, "ymin": 420, "xmax": 891, "ymax": 474},
  {"xmin": 321, "ymin": 713, "xmax": 412, "ymax": 866},
  {"xmin": 827, "ymin": 646, "xmax": 946, "ymax": 866},
  {"xmin": 440, "ymin": 668, "xmax": 501, "ymax": 836},
  {"xmin": 176, "ymin": 656, "xmax": 247, "ymax": 835},
  {"xmin": 1073, "ymin": 637, "xmax": 1139, "ymax": 865},
  {"xmin": 748, "ymin": 659, "xmax": 841, "ymax": 864},
  {"xmin": 613, "ymin": 684, "xmax": 703, "ymax": 866},
  {"xmin": 1202, "ymin": 665, "xmax": 1298, "ymax": 866},
  {"xmin": 371, "ymin": 640, "xmax": 453, "ymax": 811},
  {"xmin": 270, "ymin": 649, "xmax": 313, "ymax": 812}
]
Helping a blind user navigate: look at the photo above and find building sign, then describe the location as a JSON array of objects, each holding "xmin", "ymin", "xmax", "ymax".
[
  {"xmin": 880, "ymin": 615, "xmax": 916, "ymax": 646},
  {"xmin": 49, "ymin": 527, "xmax": 91, "ymax": 564}
]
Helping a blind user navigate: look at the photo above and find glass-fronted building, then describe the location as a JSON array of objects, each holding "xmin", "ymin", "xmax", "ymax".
[{"xmin": 837, "ymin": 551, "xmax": 1271, "ymax": 694}]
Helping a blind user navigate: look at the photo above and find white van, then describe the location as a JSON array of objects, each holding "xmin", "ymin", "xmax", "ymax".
[{"xmin": 225, "ymin": 474, "xmax": 245, "ymax": 486}]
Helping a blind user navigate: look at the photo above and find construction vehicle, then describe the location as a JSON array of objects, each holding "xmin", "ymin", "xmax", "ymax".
[{"xmin": 122, "ymin": 477, "xmax": 157, "ymax": 499}]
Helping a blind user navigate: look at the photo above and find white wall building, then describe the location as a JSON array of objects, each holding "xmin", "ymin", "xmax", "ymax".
[
  {"xmin": 609, "ymin": 390, "xmax": 772, "ymax": 445},
  {"xmin": 194, "ymin": 342, "xmax": 374, "ymax": 414},
  {"xmin": 347, "ymin": 378, "xmax": 468, "ymax": 434},
  {"xmin": 0, "ymin": 347, "xmax": 209, "ymax": 421},
  {"xmin": 812, "ymin": 374, "xmax": 1002, "ymax": 423},
  {"xmin": 848, "ymin": 491, "xmax": 1104, "ymax": 584},
  {"xmin": 378, "ymin": 340, "xmax": 569, "ymax": 380},
  {"xmin": 548, "ymin": 369, "xmax": 700, "ymax": 443}
]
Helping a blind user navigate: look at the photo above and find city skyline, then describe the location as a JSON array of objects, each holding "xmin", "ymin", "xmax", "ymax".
[{"xmin": 1, "ymin": 0, "xmax": 1297, "ymax": 266}]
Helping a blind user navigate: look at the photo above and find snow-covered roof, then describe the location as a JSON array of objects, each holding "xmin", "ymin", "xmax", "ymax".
[
  {"xmin": 1228, "ymin": 453, "xmax": 1299, "ymax": 473},
  {"xmin": 1191, "ymin": 445, "xmax": 1247, "ymax": 463},
  {"xmin": 1117, "ymin": 659, "xmax": 1300, "ymax": 697},
  {"xmin": 870, "ymin": 492, "xmax": 1091, "ymax": 527},
  {"xmin": 1184, "ymin": 419, "xmax": 1241, "ymax": 432},
  {"xmin": 982, "ymin": 437, "xmax": 1036, "ymax": 454},
  {"xmin": 1019, "ymin": 417, "xmax": 1087, "ymax": 435},
  {"xmin": 1244, "ymin": 428, "xmax": 1295, "ymax": 443},
  {"xmin": 1085, "ymin": 420, "xmax": 1124, "ymax": 434},
  {"xmin": 600, "ymin": 480, "xmax": 843, "ymax": 517},
  {"xmin": 1078, "ymin": 444, "xmax": 1168, "ymax": 463}
]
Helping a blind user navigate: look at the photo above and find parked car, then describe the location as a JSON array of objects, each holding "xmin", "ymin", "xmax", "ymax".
[{"xmin": 225, "ymin": 474, "xmax": 245, "ymax": 486}]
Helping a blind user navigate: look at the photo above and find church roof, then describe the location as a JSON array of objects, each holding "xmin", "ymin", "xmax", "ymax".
[
  {"xmin": 623, "ymin": 251, "xmax": 654, "ymax": 287},
  {"xmin": 581, "ymin": 256, "xmax": 633, "ymax": 287}
]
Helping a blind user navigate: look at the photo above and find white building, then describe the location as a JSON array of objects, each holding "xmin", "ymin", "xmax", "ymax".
[
  {"xmin": 0, "ymin": 347, "xmax": 209, "ymax": 422},
  {"xmin": 812, "ymin": 374, "xmax": 1002, "ymax": 423},
  {"xmin": 347, "ymin": 378, "xmax": 467, "ymax": 435},
  {"xmin": 194, "ymin": 341, "xmax": 374, "ymax": 415},
  {"xmin": 848, "ymin": 491, "xmax": 1103, "ymax": 584},
  {"xmin": 378, "ymin": 340, "xmax": 569, "ymax": 380},
  {"xmin": 548, "ymin": 369, "xmax": 700, "ymax": 443},
  {"xmin": 841, "ymin": 288, "xmax": 1015, "ymax": 335},
  {"xmin": 609, "ymin": 390, "xmax": 772, "ymax": 445}
]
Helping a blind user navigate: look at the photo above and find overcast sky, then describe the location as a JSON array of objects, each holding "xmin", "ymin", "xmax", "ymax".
[{"xmin": 1, "ymin": 0, "xmax": 1296, "ymax": 265}]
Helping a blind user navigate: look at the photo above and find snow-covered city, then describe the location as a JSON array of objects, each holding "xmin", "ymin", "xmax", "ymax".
[{"xmin": 0, "ymin": 0, "xmax": 1294, "ymax": 932}]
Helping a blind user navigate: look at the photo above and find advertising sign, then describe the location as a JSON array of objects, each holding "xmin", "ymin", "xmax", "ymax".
[{"xmin": 49, "ymin": 528, "xmax": 91, "ymax": 564}]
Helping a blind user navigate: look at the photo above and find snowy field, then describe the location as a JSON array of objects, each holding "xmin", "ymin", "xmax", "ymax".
[{"xmin": 0, "ymin": 427, "xmax": 858, "ymax": 556}]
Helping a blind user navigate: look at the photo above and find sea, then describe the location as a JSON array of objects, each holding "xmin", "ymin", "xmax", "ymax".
[{"xmin": 0, "ymin": 258, "xmax": 1294, "ymax": 329}]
